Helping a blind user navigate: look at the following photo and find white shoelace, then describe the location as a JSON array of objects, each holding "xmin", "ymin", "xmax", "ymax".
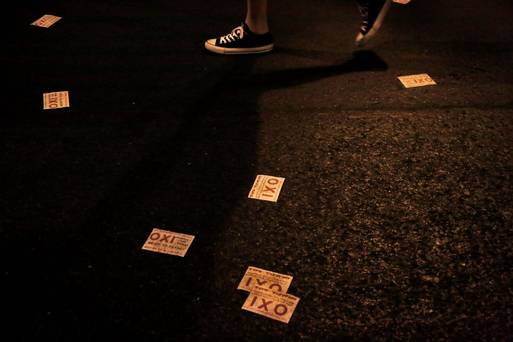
[
  {"xmin": 219, "ymin": 25, "xmax": 244, "ymax": 44},
  {"xmin": 358, "ymin": 5, "xmax": 370, "ymax": 33}
]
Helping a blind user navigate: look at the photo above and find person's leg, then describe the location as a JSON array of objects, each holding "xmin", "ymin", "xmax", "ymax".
[
  {"xmin": 355, "ymin": 0, "xmax": 392, "ymax": 47},
  {"xmin": 245, "ymin": 0, "xmax": 269, "ymax": 34}
]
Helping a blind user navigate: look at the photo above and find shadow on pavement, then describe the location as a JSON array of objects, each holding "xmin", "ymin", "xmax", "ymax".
[{"xmin": 250, "ymin": 50, "xmax": 388, "ymax": 89}]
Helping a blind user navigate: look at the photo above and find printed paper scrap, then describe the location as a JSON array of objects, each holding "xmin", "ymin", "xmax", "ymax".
[
  {"xmin": 237, "ymin": 266, "xmax": 293, "ymax": 293},
  {"xmin": 142, "ymin": 228, "xmax": 195, "ymax": 257},
  {"xmin": 242, "ymin": 286, "xmax": 300, "ymax": 324},
  {"xmin": 248, "ymin": 175, "xmax": 285, "ymax": 202},
  {"xmin": 398, "ymin": 73, "xmax": 437, "ymax": 88},
  {"xmin": 31, "ymin": 15, "xmax": 62, "ymax": 28},
  {"xmin": 43, "ymin": 91, "xmax": 70, "ymax": 110}
]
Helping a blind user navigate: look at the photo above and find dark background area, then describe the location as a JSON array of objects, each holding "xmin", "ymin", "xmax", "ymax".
[{"xmin": 2, "ymin": 0, "xmax": 513, "ymax": 340}]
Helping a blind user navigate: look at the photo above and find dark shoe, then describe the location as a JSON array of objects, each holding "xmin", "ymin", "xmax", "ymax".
[
  {"xmin": 355, "ymin": 0, "xmax": 391, "ymax": 47},
  {"xmin": 205, "ymin": 23, "xmax": 274, "ymax": 55}
]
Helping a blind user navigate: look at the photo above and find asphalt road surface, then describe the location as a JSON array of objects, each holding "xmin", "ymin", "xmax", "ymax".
[{"xmin": 2, "ymin": 0, "xmax": 513, "ymax": 340}]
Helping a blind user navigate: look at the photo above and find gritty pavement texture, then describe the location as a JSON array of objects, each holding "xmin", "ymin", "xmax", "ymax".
[{"xmin": 2, "ymin": 0, "xmax": 513, "ymax": 340}]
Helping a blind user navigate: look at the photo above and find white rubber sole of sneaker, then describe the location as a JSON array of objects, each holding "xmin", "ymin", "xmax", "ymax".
[
  {"xmin": 355, "ymin": 0, "xmax": 392, "ymax": 47},
  {"xmin": 204, "ymin": 41, "xmax": 274, "ymax": 55}
]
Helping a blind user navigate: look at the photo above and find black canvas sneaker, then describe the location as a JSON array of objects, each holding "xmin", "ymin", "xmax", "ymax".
[
  {"xmin": 355, "ymin": 0, "xmax": 392, "ymax": 47},
  {"xmin": 205, "ymin": 23, "xmax": 274, "ymax": 55}
]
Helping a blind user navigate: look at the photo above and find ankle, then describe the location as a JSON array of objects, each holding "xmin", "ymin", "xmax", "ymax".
[{"xmin": 245, "ymin": 19, "xmax": 269, "ymax": 34}]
